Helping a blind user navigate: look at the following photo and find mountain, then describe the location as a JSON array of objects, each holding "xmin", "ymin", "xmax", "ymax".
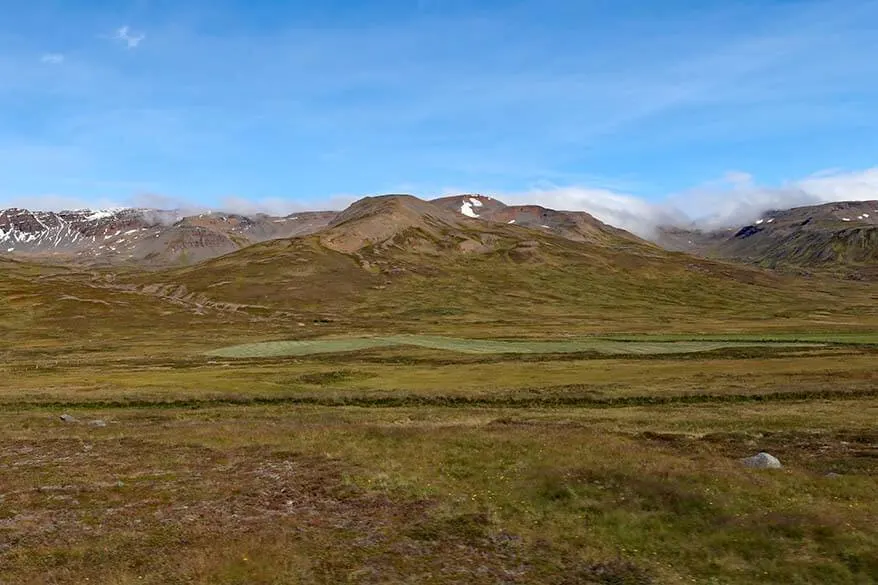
[
  {"xmin": 3, "ymin": 194, "xmax": 876, "ymax": 339},
  {"xmin": 429, "ymin": 194, "xmax": 645, "ymax": 246},
  {"xmin": 0, "ymin": 207, "xmax": 337, "ymax": 266},
  {"xmin": 6, "ymin": 197, "xmax": 877, "ymax": 283},
  {"xmin": 121, "ymin": 194, "xmax": 867, "ymax": 332},
  {"xmin": 658, "ymin": 201, "xmax": 878, "ymax": 279},
  {"xmin": 0, "ymin": 194, "xmax": 649, "ymax": 266},
  {"xmin": 319, "ymin": 194, "xmax": 470, "ymax": 254}
]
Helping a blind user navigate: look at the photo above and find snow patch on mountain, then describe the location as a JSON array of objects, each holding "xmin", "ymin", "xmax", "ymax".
[
  {"xmin": 460, "ymin": 201, "xmax": 479, "ymax": 218},
  {"xmin": 85, "ymin": 210, "xmax": 120, "ymax": 221}
]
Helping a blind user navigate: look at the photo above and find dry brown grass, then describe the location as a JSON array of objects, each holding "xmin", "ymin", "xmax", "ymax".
[
  {"xmin": 1, "ymin": 398, "xmax": 876, "ymax": 584},
  {"xmin": 2, "ymin": 243, "xmax": 877, "ymax": 583}
]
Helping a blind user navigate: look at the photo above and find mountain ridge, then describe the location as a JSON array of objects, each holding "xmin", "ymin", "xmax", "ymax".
[
  {"xmin": 3, "ymin": 196, "xmax": 877, "ymax": 280},
  {"xmin": 658, "ymin": 200, "xmax": 878, "ymax": 279},
  {"xmin": 122, "ymin": 193, "xmax": 850, "ymax": 332},
  {"xmin": 0, "ymin": 206, "xmax": 337, "ymax": 266}
]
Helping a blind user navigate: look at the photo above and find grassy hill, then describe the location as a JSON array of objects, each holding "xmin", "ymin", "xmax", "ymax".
[
  {"xmin": 131, "ymin": 195, "xmax": 878, "ymax": 336},
  {"xmin": 3, "ymin": 195, "xmax": 877, "ymax": 363}
]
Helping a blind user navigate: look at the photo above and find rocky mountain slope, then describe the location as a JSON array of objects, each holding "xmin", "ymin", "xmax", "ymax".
[
  {"xmin": 4, "ymin": 197, "xmax": 877, "ymax": 281},
  {"xmin": 4, "ymin": 194, "xmax": 877, "ymax": 337},
  {"xmin": 0, "ymin": 194, "xmax": 654, "ymax": 266},
  {"xmin": 131, "ymin": 194, "xmax": 861, "ymax": 331},
  {"xmin": 0, "ymin": 207, "xmax": 336, "ymax": 266},
  {"xmin": 659, "ymin": 201, "xmax": 878, "ymax": 279}
]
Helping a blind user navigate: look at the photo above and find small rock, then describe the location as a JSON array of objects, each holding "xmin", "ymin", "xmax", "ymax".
[
  {"xmin": 59, "ymin": 414, "xmax": 77, "ymax": 423},
  {"xmin": 89, "ymin": 419, "xmax": 107, "ymax": 428},
  {"xmin": 742, "ymin": 452, "xmax": 782, "ymax": 469}
]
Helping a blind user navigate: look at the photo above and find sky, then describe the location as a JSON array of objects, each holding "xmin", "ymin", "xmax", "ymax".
[{"xmin": 1, "ymin": 0, "xmax": 878, "ymax": 236}]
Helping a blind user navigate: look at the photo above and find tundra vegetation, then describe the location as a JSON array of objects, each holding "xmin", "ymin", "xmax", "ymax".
[{"xmin": 1, "ymin": 197, "xmax": 876, "ymax": 584}]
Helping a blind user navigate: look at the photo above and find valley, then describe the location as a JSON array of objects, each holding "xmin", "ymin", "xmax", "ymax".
[{"xmin": 1, "ymin": 194, "xmax": 876, "ymax": 584}]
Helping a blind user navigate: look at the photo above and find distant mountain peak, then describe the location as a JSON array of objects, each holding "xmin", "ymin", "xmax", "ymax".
[
  {"xmin": 0, "ymin": 206, "xmax": 336, "ymax": 265},
  {"xmin": 657, "ymin": 200, "xmax": 878, "ymax": 279}
]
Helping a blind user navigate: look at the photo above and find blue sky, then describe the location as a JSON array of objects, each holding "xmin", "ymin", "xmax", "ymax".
[{"xmin": 1, "ymin": 0, "xmax": 878, "ymax": 231}]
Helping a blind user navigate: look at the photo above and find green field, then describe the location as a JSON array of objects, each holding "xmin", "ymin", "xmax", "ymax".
[
  {"xmin": 206, "ymin": 334, "xmax": 829, "ymax": 358},
  {"xmin": 2, "ymin": 338, "xmax": 877, "ymax": 584}
]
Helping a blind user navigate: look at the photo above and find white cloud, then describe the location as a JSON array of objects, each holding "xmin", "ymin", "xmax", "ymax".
[
  {"xmin": 113, "ymin": 26, "xmax": 146, "ymax": 49},
  {"xmin": 40, "ymin": 53, "xmax": 65, "ymax": 65},
  {"xmin": 3, "ymin": 169, "xmax": 876, "ymax": 240},
  {"xmin": 497, "ymin": 186, "xmax": 685, "ymax": 239},
  {"xmin": 798, "ymin": 168, "xmax": 878, "ymax": 201},
  {"xmin": 666, "ymin": 168, "xmax": 878, "ymax": 230},
  {"xmin": 487, "ymin": 167, "xmax": 878, "ymax": 238},
  {"xmin": 668, "ymin": 175, "xmax": 814, "ymax": 230}
]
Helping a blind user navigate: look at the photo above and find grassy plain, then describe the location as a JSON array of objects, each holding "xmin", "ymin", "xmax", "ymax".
[
  {"xmin": 1, "ymin": 253, "xmax": 877, "ymax": 583},
  {"xmin": 2, "ymin": 336, "xmax": 877, "ymax": 584}
]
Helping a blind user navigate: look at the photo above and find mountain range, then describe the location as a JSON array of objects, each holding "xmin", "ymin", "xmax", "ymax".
[
  {"xmin": 3, "ymin": 193, "xmax": 877, "ymax": 342},
  {"xmin": 2, "ymin": 195, "xmax": 877, "ymax": 281},
  {"xmin": 659, "ymin": 200, "xmax": 878, "ymax": 280},
  {"xmin": 0, "ymin": 207, "xmax": 336, "ymax": 265}
]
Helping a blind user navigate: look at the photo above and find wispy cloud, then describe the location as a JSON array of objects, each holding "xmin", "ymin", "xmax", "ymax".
[
  {"xmin": 3, "ymin": 166, "xmax": 876, "ymax": 241},
  {"xmin": 798, "ymin": 168, "xmax": 878, "ymax": 202},
  {"xmin": 492, "ymin": 167, "xmax": 878, "ymax": 239},
  {"xmin": 113, "ymin": 26, "xmax": 145, "ymax": 49},
  {"xmin": 40, "ymin": 53, "xmax": 64, "ymax": 65},
  {"xmin": 666, "ymin": 169, "xmax": 878, "ymax": 230},
  {"xmin": 2, "ymin": 1, "xmax": 877, "ymax": 222}
]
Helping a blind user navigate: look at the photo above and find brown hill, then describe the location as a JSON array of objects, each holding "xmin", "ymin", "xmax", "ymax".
[
  {"xmin": 123, "ymin": 194, "xmax": 875, "ymax": 332},
  {"xmin": 319, "ymin": 195, "xmax": 469, "ymax": 253}
]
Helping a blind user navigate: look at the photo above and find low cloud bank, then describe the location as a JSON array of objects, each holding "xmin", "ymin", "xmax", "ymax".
[
  {"xmin": 500, "ymin": 186, "xmax": 686, "ymax": 239},
  {"xmin": 3, "ymin": 169, "xmax": 876, "ymax": 240},
  {"xmin": 504, "ymin": 168, "xmax": 878, "ymax": 239}
]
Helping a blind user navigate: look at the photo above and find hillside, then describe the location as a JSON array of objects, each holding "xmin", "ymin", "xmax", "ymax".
[
  {"xmin": 0, "ymin": 194, "xmax": 654, "ymax": 266},
  {"xmin": 125, "ymin": 195, "xmax": 877, "ymax": 333},
  {"xmin": 4, "ymin": 195, "xmax": 878, "ymax": 340},
  {"xmin": 659, "ymin": 201, "xmax": 878, "ymax": 279}
]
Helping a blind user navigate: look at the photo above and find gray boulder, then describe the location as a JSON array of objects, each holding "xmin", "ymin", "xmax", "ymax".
[
  {"xmin": 89, "ymin": 419, "xmax": 107, "ymax": 428},
  {"xmin": 59, "ymin": 414, "xmax": 77, "ymax": 423},
  {"xmin": 742, "ymin": 452, "xmax": 782, "ymax": 469}
]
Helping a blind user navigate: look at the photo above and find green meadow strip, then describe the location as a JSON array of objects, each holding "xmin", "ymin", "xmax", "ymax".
[{"xmin": 207, "ymin": 334, "xmax": 824, "ymax": 358}]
